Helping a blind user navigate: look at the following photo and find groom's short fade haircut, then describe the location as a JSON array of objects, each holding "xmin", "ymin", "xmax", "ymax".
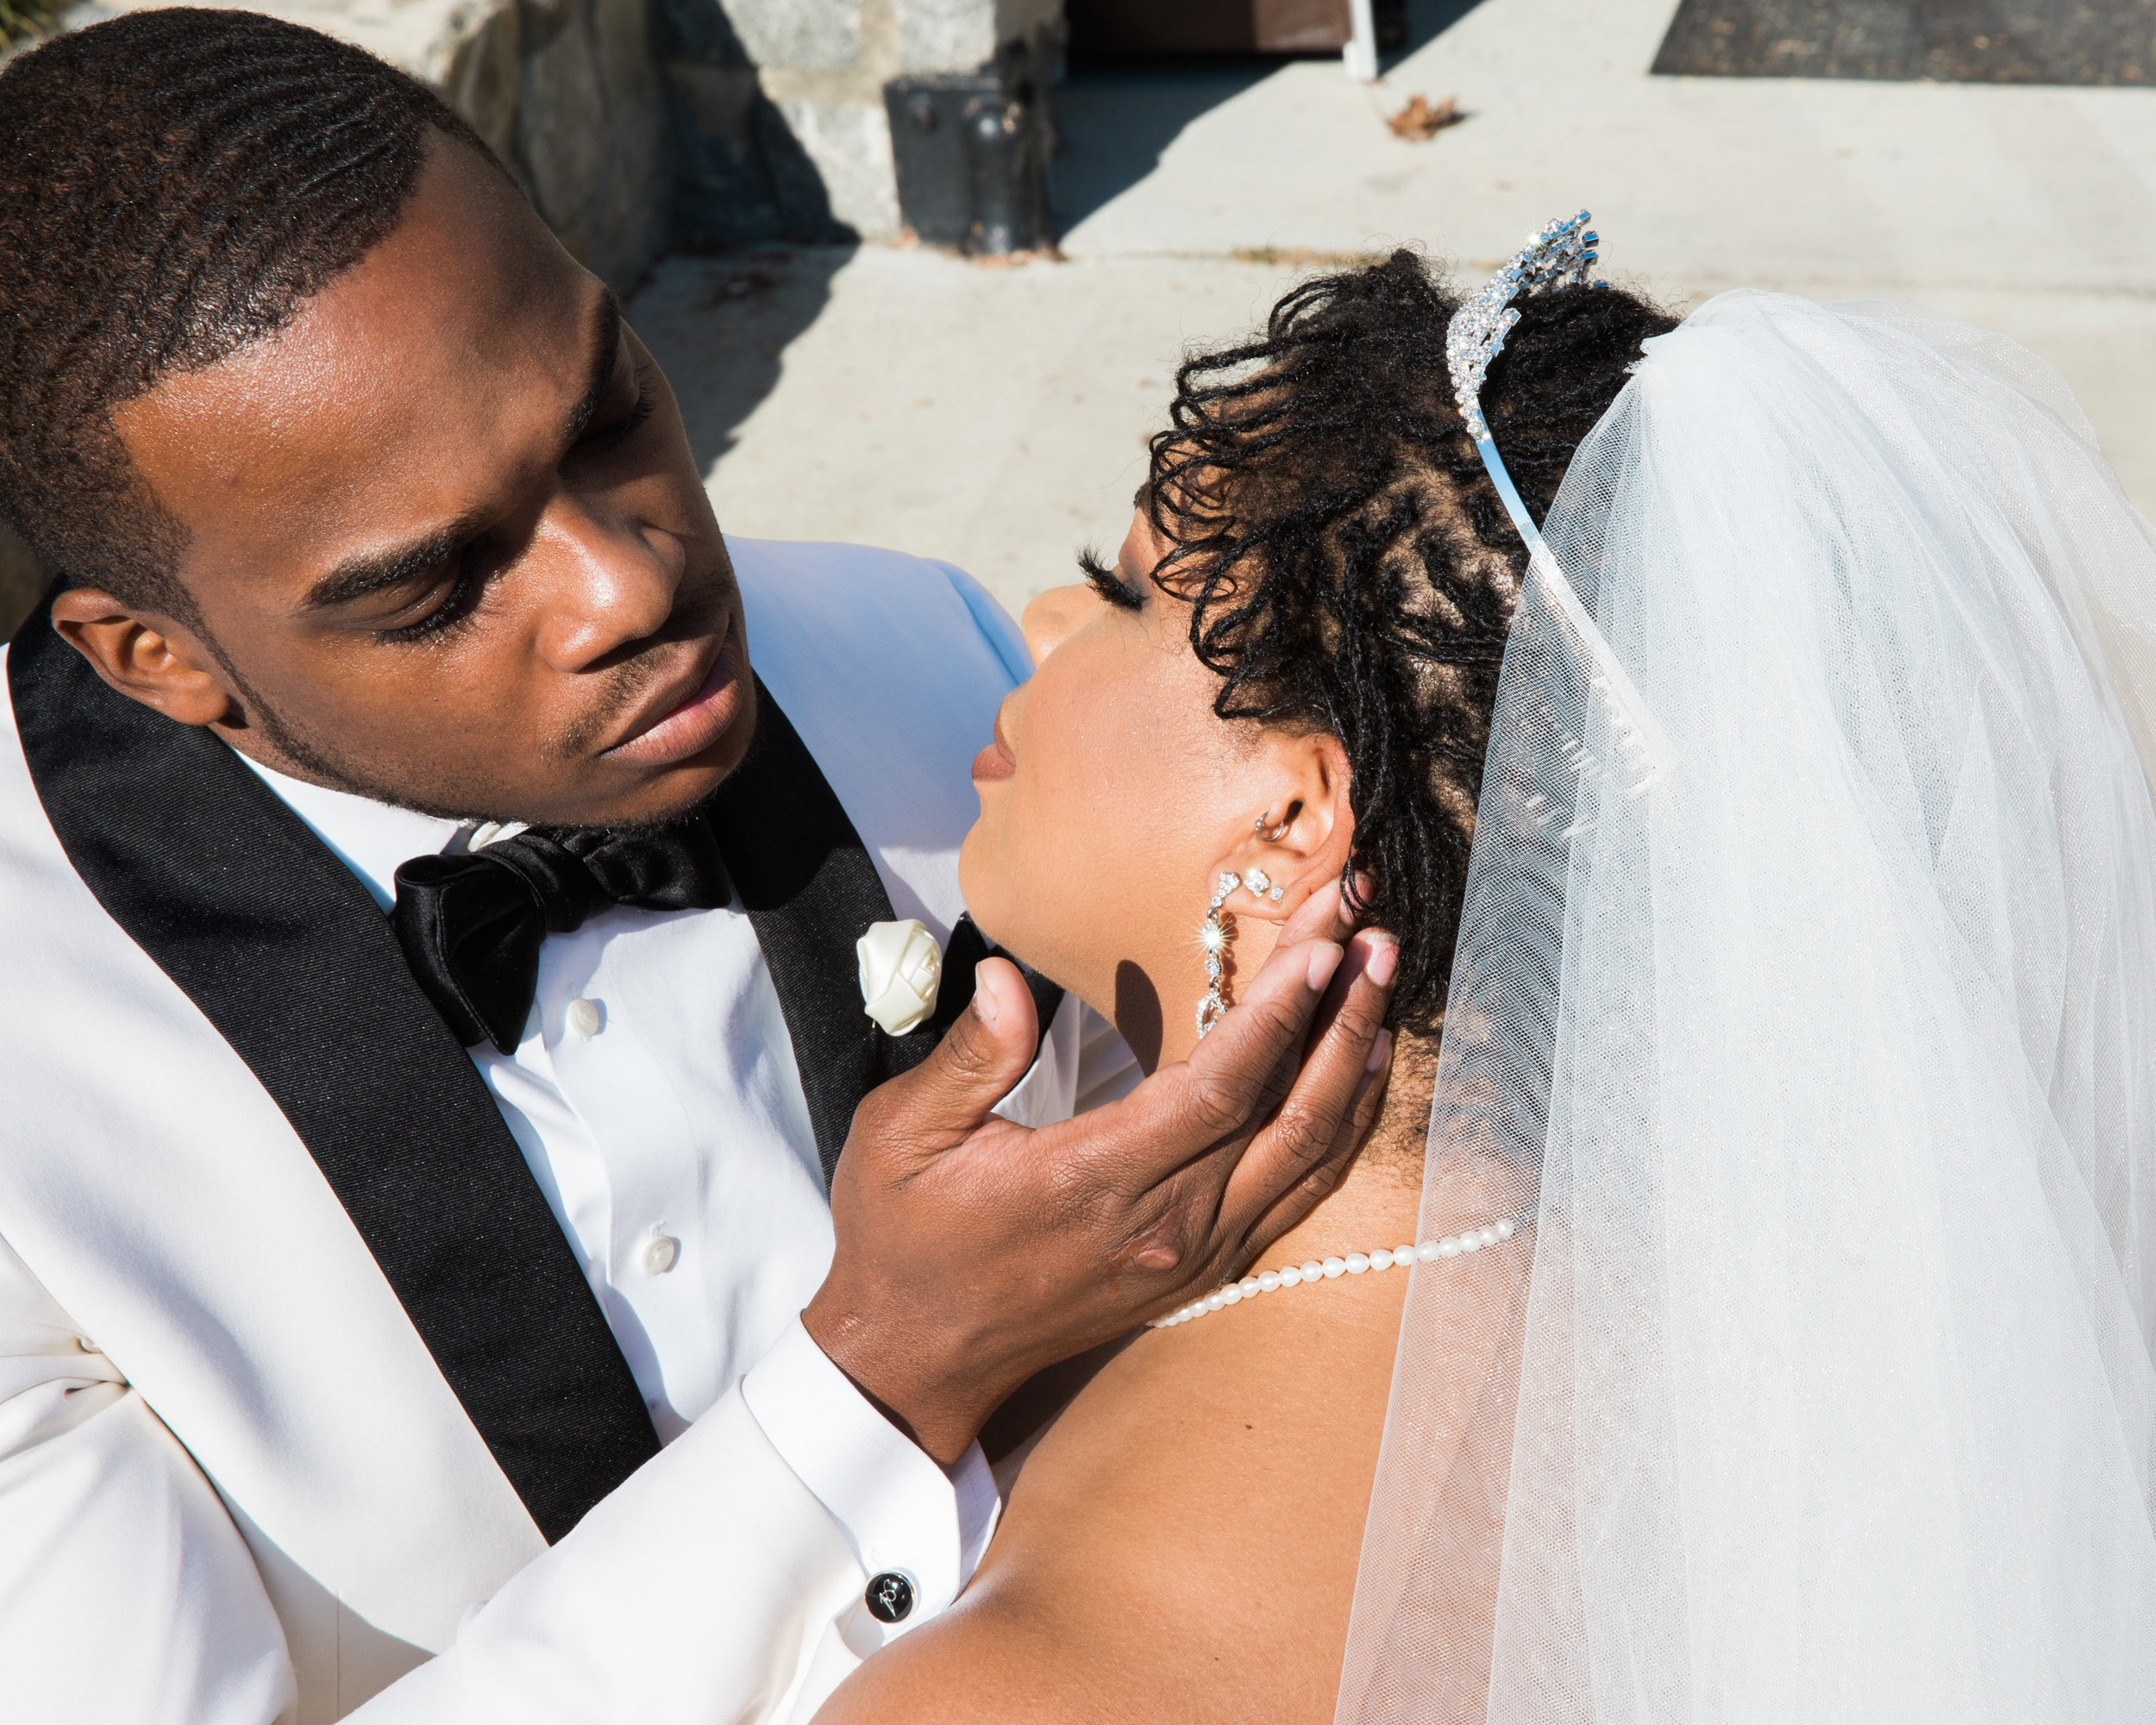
[
  {"xmin": 0, "ymin": 9, "xmax": 498, "ymax": 625},
  {"xmin": 1143, "ymin": 252, "xmax": 1677, "ymax": 1033}
]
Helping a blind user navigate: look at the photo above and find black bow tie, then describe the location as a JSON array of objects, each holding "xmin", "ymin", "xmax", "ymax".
[{"xmin": 392, "ymin": 818, "xmax": 733, "ymax": 1055}]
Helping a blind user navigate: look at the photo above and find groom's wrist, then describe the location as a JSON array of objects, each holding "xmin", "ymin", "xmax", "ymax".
[{"xmin": 801, "ymin": 1288, "xmax": 1001, "ymax": 1466}]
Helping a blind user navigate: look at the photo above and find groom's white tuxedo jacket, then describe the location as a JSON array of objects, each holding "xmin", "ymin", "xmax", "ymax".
[{"xmin": 0, "ymin": 541, "xmax": 1133, "ymax": 1723}]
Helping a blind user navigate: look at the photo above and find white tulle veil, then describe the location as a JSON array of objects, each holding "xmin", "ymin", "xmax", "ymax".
[{"xmin": 1337, "ymin": 290, "xmax": 2156, "ymax": 1722}]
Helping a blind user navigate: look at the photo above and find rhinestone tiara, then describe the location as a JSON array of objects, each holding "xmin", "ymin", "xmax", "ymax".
[{"xmin": 1445, "ymin": 210, "xmax": 1600, "ymax": 445}]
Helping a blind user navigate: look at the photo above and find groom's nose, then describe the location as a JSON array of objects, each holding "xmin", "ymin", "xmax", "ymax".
[{"xmin": 1018, "ymin": 582, "xmax": 1093, "ymax": 666}]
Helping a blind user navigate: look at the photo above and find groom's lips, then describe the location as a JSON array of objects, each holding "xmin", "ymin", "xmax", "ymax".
[
  {"xmin": 602, "ymin": 628, "xmax": 744, "ymax": 769},
  {"xmin": 972, "ymin": 709, "xmax": 1018, "ymax": 783}
]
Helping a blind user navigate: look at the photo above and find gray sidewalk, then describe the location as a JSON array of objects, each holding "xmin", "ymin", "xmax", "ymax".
[{"xmin": 637, "ymin": 0, "xmax": 2156, "ymax": 619}]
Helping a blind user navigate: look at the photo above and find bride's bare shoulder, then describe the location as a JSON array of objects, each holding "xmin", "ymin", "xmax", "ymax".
[
  {"xmin": 817, "ymin": 1277, "xmax": 1409, "ymax": 1725},
  {"xmin": 807, "ymin": 1593, "xmax": 1099, "ymax": 1725}
]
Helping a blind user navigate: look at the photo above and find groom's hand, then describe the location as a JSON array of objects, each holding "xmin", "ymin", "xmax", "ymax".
[{"xmin": 804, "ymin": 883, "xmax": 1397, "ymax": 1465}]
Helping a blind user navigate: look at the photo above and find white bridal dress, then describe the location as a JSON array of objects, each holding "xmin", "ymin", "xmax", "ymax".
[{"xmin": 1338, "ymin": 292, "xmax": 2156, "ymax": 1723}]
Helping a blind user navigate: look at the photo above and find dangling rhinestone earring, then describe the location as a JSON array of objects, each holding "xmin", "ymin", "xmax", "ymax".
[
  {"xmin": 1198, "ymin": 871, "xmax": 1237, "ymax": 1038},
  {"xmin": 1199, "ymin": 831, "xmax": 1296, "ymax": 1037}
]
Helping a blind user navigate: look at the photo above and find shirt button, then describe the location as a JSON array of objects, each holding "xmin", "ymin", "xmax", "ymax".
[
  {"xmin": 566, "ymin": 998, "xmax": 604, "ymax": 1037},
  {"xmin": 864, "ymin": 1571, "xmax": 915, "ymax": 1623},
  {"xmin": 642, "ymin": 1234, "xmax": 680, "ymax": 1275}
]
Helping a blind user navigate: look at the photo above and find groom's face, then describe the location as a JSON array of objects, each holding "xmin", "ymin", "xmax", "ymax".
[{"xmin": 68, "ymin": 129, "xmax": 753, "ymax": 830}]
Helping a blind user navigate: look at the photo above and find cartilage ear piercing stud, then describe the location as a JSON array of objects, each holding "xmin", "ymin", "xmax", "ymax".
[
  {"xmin": 1197, "ymin": 872, "xmax": 1236, "ymax": 1037},
  {"xmin": 1250, "ymin": 812, "xmax": 1289, "ymax": 901}
]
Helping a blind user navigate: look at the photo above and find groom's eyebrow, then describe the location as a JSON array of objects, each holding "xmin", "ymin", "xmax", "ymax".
[
  {"xmin": 561, "ymin": 290, "xmax": 624, "ymax": 448},
  {"xmin": 303, "ymin": 293, "xmax": 626, "ymax": 613},
  {"xmin": 304, "ymin": 508, "xmax": 493, "ymax": 611}
]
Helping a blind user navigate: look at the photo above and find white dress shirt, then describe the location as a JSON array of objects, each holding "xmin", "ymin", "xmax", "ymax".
[
  {"xmin": 238, "ymin": 712, "xmax": 1025, "ymax": 1606},
  {"xmin": 235, "ymin": 759, "xmax": 835, "ymax": 1446}
]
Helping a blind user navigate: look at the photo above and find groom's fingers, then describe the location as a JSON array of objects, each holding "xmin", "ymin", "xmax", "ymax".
[
  {"xmin": 1276, "ymin": 875, "xmax": 1362, "ymax": 951},
  {"xmin": 1077, "ymin": 933, "xmax": 1364, "ymax": 1271},
  {"xmin": 1150, "ymin": 936, "xmax": 1341, "ymax": 1168},
  {"xmin": 1093, "ymin": 919, "xmax": 1396, "ymax": 1289},
  {"xmin": 1218, "ymin": 929, "xmax": 1398, "ymax": 1251},
  {"xmin": 1230, "ymin": 1058, "xmax": 1396, "ymax": 1275},
  {"xmin": 856, "ymin": 958, "xmax": 1038, "ymax": 1159},
  {"xmin": 1099, "ymin": 928, "xmax": 1343, "ymax": 1205},
  {"xmin": 809, "ymin": 892, "xmax": 1397, "ymax": 1461}
]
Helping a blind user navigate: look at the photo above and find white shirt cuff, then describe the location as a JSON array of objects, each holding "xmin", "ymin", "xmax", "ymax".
[{"xmin": 741, "ymin": 1317, "xmax": 1000, "ymax": 1630}]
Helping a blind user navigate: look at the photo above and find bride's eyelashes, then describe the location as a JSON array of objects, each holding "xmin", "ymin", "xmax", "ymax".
[{"xmin": 1078, "ymin": 546, "xmax": 1143, "ymax": 611}]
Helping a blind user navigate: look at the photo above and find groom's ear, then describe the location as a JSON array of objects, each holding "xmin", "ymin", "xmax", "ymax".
[
  {"xmin": 1207, "ymin": 731, "xmax": 1356, "ymax": 926},
  {"xmin": 50, "ymin": 586, "xmax": 238, "ymax": 728}
]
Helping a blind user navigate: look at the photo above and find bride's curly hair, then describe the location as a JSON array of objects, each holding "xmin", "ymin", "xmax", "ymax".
[{"xmin": 1144, "ymin": 250, "xmax": 1676, "ymax": 1032}]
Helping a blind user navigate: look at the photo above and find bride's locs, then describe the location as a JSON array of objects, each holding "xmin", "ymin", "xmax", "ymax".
[{"xmin": 1174, "ymin": 213, "xmax": 1619, "ymax": 1318}]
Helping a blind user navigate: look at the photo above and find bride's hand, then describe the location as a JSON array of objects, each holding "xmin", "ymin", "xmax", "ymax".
[{"xmin": 804, "ymin": 881, "xmax": 1396, "ymax": 1463}]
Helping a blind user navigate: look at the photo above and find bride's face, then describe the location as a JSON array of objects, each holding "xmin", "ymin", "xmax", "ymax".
[{"xmin": 961, "ymin": 509, "xmax": 1352, "ymax": 1069}]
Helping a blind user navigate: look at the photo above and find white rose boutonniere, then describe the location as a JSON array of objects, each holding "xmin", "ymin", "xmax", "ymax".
[{"xmin": 856, "ymin": 919, "xmax": 944, "ymax": 1036}]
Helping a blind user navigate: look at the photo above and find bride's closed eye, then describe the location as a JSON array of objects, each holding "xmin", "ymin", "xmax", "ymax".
[{"xmin": 1079, "ymin": 546, "xmax": 1143, "ymax": 611}]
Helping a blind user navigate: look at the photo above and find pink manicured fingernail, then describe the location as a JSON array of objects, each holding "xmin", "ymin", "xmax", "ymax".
[
  {"xmin": 1363, "ymin": 934, "xmax": 1399, "ymax": 988},
  {"xmin": 1307, "ymin": 942, "xmax": 1344, "ymax": 992},
  {"xmin": 972, "ymin": 965, "xmax": 1002, "ymax": 1029},
  {"xmin": 1366, "ymin": 1028, "xmax": 1394, "ymax": 1073}
]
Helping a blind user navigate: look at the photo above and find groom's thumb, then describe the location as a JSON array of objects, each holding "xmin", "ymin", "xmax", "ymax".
[{"xmin": 893, "ymin": 957, "xmax": 1038, "ymax": 1149}]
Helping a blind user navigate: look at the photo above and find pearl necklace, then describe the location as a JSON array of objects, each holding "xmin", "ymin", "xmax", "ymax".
[{"xmin": 1150, "ymin": 1215, "xmax": 1524, "ymax": 1328}]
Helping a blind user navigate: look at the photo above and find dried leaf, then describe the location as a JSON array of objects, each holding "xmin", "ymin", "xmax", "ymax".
[{"xmin": 1388, "ymin": 94, "xmax": 1466, "ymax": 141}]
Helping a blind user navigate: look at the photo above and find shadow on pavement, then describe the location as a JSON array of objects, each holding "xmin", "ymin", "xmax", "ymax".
[
  {"xmin": 1050, "ymin": 63, "xmax": 1276, "ymax": 233},
  {"xmin": 629, "ymin": 245, "xmax": 858, "ymax": 475},
  {"xmin": 1392, "ymin": 0, "xmax": 1500, "ymax": 62},
  {"xmin": 1050, "ymin": 0, "xmax": 1493, "ymax": 234}
]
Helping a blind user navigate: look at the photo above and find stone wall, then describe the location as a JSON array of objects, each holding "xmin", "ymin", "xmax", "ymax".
[
  {"xmin": 23, "ymin": 0, "xmax": 1066, "ymax": 256},
  {"xmin": 661, "ymin": 0, "xmax": 1064, "ymax": 245}
]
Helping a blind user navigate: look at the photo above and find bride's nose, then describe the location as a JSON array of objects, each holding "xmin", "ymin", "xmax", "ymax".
[{"xmin": 1018, "ymin": 583, "xmax": 1095, "ymax": 667}]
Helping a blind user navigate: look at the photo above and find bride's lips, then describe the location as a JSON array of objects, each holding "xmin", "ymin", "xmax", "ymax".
[
  {"xmin": 972, "ymin": 708, "xmax": 1017, "ymax": 782},
  {"xmin": 602, "ymin": 633, "xmax": 744, "ymax": 769}
]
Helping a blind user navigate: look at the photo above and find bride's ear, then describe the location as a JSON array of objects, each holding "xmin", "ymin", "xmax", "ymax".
[{"xmin": 1210, "ymin": 732, "xmax": 1356, "ymax": 925}]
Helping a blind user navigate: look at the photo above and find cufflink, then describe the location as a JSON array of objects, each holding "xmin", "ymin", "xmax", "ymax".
[{"xmin": 864, "ymin": 1571, "xmax": 916, "ymax": 1623}]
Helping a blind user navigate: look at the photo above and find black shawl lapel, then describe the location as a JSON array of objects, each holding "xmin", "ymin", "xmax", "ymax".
[
  {"xmin": 6, "ymin": 605, "xmax": 656, "ymax": 1543},
  {"xmin": 705, "ymin": 685, "xmax": 1062, "ymax": 1190}
]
